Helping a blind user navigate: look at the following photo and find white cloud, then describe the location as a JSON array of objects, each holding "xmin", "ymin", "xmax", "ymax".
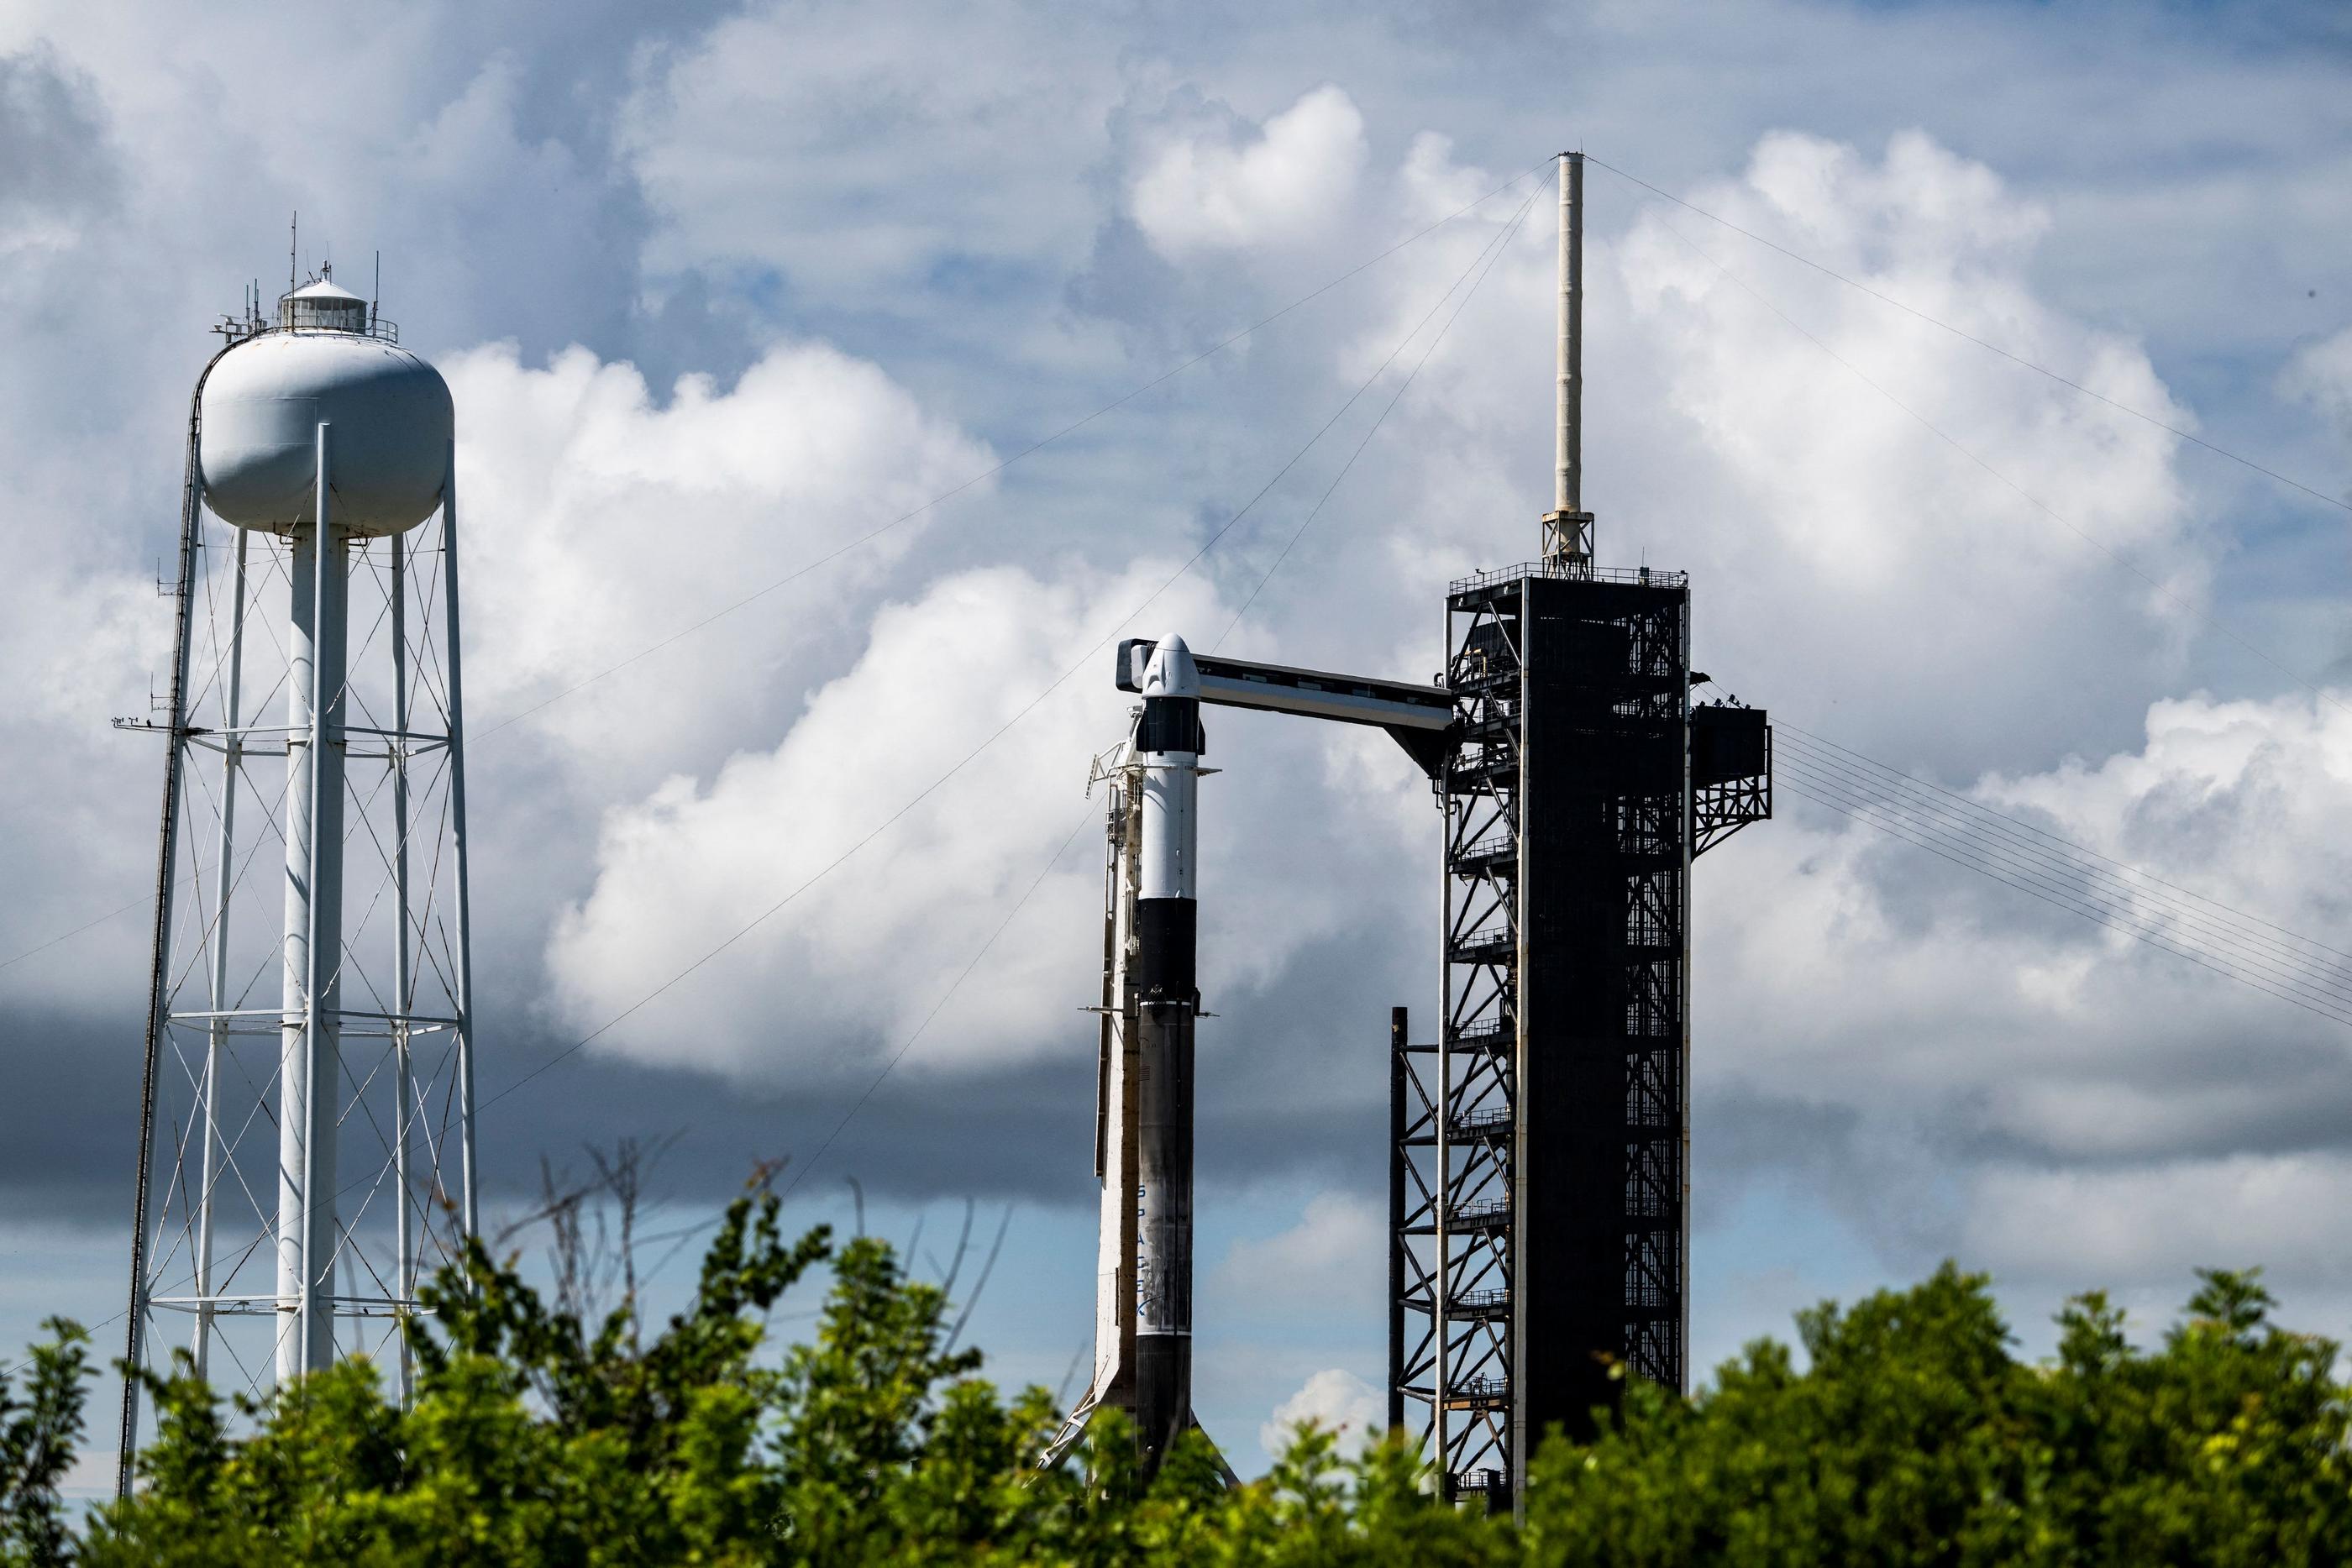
[
  {"xmin": 0, "ymin": 0, "xmax": 2347, "ymax": 1366},
  {"xmin": 1260, "ymin": 1367, "xmax": 1382, "ymax": 1462},
  {"xmin": 1214, "ymin": 1192, "xmax": 1384, "ymax": 1312},
  {"xmin": 542, "ymin": 559, "xmax": 1231, "ymax": 1084},
  {"xmin": 1961, "ymin": 1151, "xmax": 2352, "ymax": 1287},
  {"xmin": 2283, "ymin": 325, "xmax": 2352, "ymax": 459},
  {"xmin": 619, "ymin": 0, "xmax": 1123, "ymax": 300},
  {"xmin": 1130, "ymin": 85, "xmax": 1369, "ymax": 261},
  {"xmin": 1701, "ymin": 683, "xmax": 2352, "ymax": 1287},
  {"xmin": 446, "ymin": 338, "xmax": 995, "ymax": 776}
]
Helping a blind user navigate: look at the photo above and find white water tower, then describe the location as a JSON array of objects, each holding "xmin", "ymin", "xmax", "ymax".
[{"xmin": 118, "ymin": 258, "xmax": 481, "ymax": 1489}]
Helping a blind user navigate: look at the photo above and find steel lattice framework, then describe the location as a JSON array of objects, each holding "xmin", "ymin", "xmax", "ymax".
[
  {"xmin": 1392, "ymin": 558, "xmax": 1767, "ymax": 1507},
  {"xmin": 119, "ymin": 359, "xmax": 478, "ymax": 1474},
  {"xmin": 1386, "ymin": 151, "xmax": 1771, "ymax": 1513}
]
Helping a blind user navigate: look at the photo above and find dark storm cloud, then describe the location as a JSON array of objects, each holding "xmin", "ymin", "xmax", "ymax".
[
  {"xmin": 473, "ymin": 1038, "xmax": 1100, "ymax": 1216},
  {"xmin": 0, "ymin": 1005, "xmax": 144, "ymax": 1226},
  {"xmin": 0, "ymin": 992, "xmax": 1102, "ymax": 1235},
  {"xmin": 0, "ymin": 905, "xmax": 1430, "ymax": 1233}
]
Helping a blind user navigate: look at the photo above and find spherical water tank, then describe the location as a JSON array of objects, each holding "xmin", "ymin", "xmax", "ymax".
[{"xmin": 198, "ymin": 323, "xmax": 453, "ymax": 538}]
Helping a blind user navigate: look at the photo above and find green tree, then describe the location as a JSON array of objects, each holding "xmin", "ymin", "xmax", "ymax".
[
  {"xmin": 0, "ymin": 1317, "xmax": 89, "ymax": 1566},
  {"xmin": 8, "ymin": 1219, "xmax": 2352, "ymax": 1563},
  {"xmin": 1520, "ymin": 1263, "xmax": 2352, "ymax": 1567}
]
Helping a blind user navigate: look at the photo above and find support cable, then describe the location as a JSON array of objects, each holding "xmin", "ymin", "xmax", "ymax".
[
  {"xmin": 1609, "ymin": 182, "xmax": 2352, "ymax": 1022},
  {"xmin": 1773, "ymin": 746, "xmax": 2352, "ymax": 1018},
  {"xmin": 474, "ymin": 176, "xmax": 1546, "ymax": 1119},
  {"xmin": 1777, "ymin": 721, "xmax": 2352, "ymax": 962},
  {"xmin": 1775, "ymin": 768, "xmax": 2352, "ymax": 1031},
  {"xmin": 1212, "ymin": 162, "xmax": 1544, "ymax": 653},
  {"xmin": 1772, "ymin": 733, "xmax": 2352, "ymax": 987}
]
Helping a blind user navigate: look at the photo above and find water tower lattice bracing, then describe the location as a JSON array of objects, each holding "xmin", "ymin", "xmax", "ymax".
[{"xmin": 116, "ymin": 264, "xmax": 481, "ymax": 1493}]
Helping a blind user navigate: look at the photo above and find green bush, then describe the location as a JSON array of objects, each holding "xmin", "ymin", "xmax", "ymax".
[{"xmin": 5, "ymin": 1198, "xmax": 2349, "ymax": 1564}]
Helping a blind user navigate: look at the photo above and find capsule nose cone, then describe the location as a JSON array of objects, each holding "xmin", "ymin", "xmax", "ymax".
[{"xmin": 1142, "ymin": 632, "xmax": 1201, "ymax": 699}]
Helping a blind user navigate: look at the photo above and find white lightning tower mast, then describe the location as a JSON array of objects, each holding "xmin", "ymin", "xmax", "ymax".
[
  {"xmin": 1542, "ymin": 150, "xmax": 1592, "ymax": 569},
  {"xmin": 117, "ymin": 262, "xmax": 480, "ymax": 1493}
]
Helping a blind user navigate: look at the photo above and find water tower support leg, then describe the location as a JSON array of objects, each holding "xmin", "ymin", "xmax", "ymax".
[
  {"xmin": 440, "ymin": 439, "xmax": 480, "ymax": 1243},
  {"xmin": 192, "ymin": 530, "xmax": 249, "ymax": 1381},
  {"xmin": 279, "ymin": 425, "xmax": 344, "ymax": 1386},
  {"xmin": 390, "ymin": 528, "xmax": 413, "ymax": 1407}
]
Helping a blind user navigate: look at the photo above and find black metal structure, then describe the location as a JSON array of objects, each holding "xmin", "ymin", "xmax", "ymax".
[{"xmin": 1390, "ymin": 558, "xmax": 1769, "ymax": 1508}]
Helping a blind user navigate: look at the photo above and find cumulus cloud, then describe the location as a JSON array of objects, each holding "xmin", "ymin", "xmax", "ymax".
[
  {"xmin": 1700, "ymin": 684, "xmax": 2352, "ymax": 1290},
  {"xmin": 1130, "ymin": 85, "xmax": 1369, "ymax": 260},
  {"xmin": 542, "ymin": 559, "xmax": 1228, "ymax": 1083},
  {"xmin": 2283, "ymin": 326, "xmax": 2352, "ymax": 470},
  {"xmin": 446, "ymin": 338, "xmax": 995, "ymax": 775},
  {"xmin": 1260, "ymin": 1367, "xmax": 1382, "ymax": 1461}
]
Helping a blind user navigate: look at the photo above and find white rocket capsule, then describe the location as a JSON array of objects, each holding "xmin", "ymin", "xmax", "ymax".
[
  {"xmin": 1140, "ymin": 632, "xmax": 1201, "ymax": 698},
  {"xmin": 1137, "ymin": 635, "xmax": 1200, "ymax": 903}
]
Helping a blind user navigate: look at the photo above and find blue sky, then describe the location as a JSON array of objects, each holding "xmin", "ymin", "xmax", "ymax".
[{"xmin": 0, "ymin": 0, "xmax": 2349, "ymax": 1487}]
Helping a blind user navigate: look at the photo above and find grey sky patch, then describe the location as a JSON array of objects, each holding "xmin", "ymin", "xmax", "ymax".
[{"xmin": 0, "ymin": 46, "xmax": 117, "ymax": 241}]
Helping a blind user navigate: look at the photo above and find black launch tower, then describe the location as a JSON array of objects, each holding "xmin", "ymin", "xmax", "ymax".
[{"xmin": 1386, "ymin": 154, "xmax": 1772, "ymax": 1509}]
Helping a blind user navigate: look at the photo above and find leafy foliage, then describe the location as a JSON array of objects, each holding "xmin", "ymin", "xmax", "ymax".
[
  {"xmin": 0, "ymin": 1318, "xmax": 89, "ymax": 1566},
  {"xmin": 8, "ymin": 1215, "xmax": 2352, "ymax": 1564},
  {"xmin": 1520, "ymin": 1264, "xmax": 2352, "ymax": 1567}
]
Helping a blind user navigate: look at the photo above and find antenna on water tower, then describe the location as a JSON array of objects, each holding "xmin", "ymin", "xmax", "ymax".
[{"xmin": 115, "ymin": 244, "xmax": 480, "ymax": 1497}]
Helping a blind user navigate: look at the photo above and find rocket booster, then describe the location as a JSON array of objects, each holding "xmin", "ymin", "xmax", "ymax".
[
  {"xmin": 1132, "ymin": 632, "xmax": 1201, "ymax": 1468},
  {"xmin": 1039, "ymin": 633, "xmax": 1446, "ymax": 1478}
]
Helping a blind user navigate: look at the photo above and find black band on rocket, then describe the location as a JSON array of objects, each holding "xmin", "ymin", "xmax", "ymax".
[
  {"xmin": 1136, "ymin": 899, "xmax": 1197, "ymax": 1003},
  {"xmin": 1138, "ymin": 696, "xmax": 1205, "ymax": 756}
]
